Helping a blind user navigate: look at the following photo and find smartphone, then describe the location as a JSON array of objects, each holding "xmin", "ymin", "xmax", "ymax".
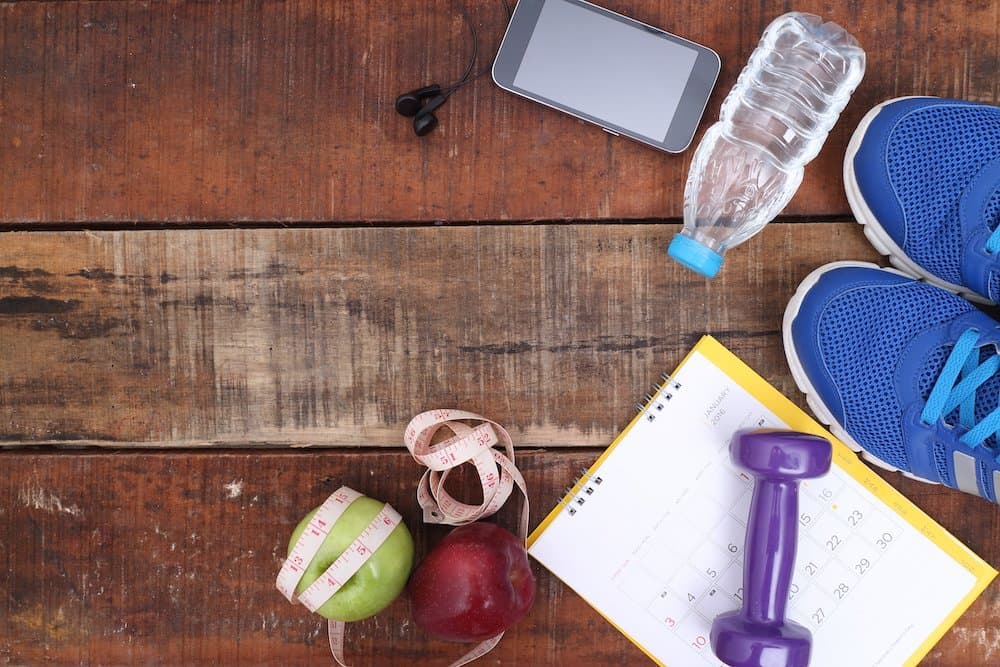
[{"xmin": 492, "ymin": 0, "xmax": 720, "ymax": 153}]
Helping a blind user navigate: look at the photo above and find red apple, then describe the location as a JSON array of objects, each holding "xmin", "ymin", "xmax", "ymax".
[{"xmin": 408, "ymin": 522, "xmax": 536, "ymax": 642}]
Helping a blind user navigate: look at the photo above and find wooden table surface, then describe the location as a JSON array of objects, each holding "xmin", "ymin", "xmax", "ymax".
[{"xmin": 2, "ymin": 1, "xmax": 999, "ymax": 665}]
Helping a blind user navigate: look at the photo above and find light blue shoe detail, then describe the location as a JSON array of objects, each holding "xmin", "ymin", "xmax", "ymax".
[{"xmin": 921, "ymin": 328, "xmax": 1000, "ymax": 457}]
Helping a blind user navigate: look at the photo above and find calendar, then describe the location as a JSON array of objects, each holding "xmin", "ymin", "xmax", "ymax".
[{"xmin": 528, "ymin": 336, "xmax": 995, "ymax": 667}]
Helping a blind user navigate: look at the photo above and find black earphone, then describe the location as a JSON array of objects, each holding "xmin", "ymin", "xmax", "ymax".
[
  {"xmin": 395, "ymin": 85, "xmax": 449, "ymax": 136},
  {"xmin": 396, "ymin": 0, "xmax": 511, "ymax": 137},
  {"xmin": 395, "ymin": 85, "xmax": 443, "ymax": 117}
]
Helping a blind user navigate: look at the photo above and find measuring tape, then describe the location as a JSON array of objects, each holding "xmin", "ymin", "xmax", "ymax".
[
  {"xmin": 404, "ymin": 409, "xmax": 530, "ymax": 541},
  {"xmin": 278, "ymin": 410, "xmax": 528, "ymax": 666}
]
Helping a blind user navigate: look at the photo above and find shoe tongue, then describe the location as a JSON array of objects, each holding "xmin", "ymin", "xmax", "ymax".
[
  {"xmin": 919, "ymin": 343, "xmax": 1000, "ymax": 448},
  {"xmin": 986, "ymin": 184, "xmax": 1000, "ymax": 232},
  {"xmin": 965, "ymin": 157, "xmax": 1000, "ymax": 231}
]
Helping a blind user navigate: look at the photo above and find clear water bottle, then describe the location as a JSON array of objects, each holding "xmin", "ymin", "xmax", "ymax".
[{"xmin": 668, "ymin": 12, "xmax": 865, "ymax": 278}]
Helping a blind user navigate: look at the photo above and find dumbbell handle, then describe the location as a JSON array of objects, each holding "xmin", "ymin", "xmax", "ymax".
[{"xmin": 742, "ymin": 478, "xmax": 799, "ymax": 626}]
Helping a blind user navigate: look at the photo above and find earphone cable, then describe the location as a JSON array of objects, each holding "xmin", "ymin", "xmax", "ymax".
[
  {"xmin": 442, "ymin": 0, "xmax": 480, "ymax": 97},
  {"xmin": 442, "ymin": 0, "xmax": 513, "ymax": 97}
]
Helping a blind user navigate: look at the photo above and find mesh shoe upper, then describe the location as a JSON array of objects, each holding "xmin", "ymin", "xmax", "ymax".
[
  {"xmin": 787, "ymin": 264, "xmax": 1000, "ymax": 502},
  {"xmin": 814, "ymin": 276, "xmax": 971, "ymax": 469},
  {"xmin": 852, "ymin": 98, "xmax": 1000, "ymax": 300}
]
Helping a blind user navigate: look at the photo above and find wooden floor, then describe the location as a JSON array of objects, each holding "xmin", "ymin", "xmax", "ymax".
[{"xmin": 2, "ymin": 1, "xmax": 999, "ymax": 665}]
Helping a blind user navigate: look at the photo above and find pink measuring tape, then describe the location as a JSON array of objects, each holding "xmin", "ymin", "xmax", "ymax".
[
  {"xmin": 404, "ymin": 409, "xmax": 529, "ymax": 540},
  {"xmin": 277, "ymin": 410, "xmax": 529, "ymax": 666}
]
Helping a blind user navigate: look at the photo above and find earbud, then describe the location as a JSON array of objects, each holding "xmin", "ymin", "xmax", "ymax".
[
  {"xmin": 412, "ymin": 94, "xmax": 448, "ymax": 136},
  {"xmin": 396, "ymin": 1, "xmax": 509, "ymax": 137},
  {"xmin": 395, "ymin": 85, "xmax": 442, "ymax": 117}
]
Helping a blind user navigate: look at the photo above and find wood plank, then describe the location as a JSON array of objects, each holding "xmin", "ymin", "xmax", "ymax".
[
  {"xmin": 1, "ymin": 0, "xmax": 997, "ymax": 224},
  {"xmin": 0, "ymin": 222, "xmax": 880, "ymax": 447},
  {"xmin": 1, "ymin": 449, "xmax": 996, "ymax": 666}
]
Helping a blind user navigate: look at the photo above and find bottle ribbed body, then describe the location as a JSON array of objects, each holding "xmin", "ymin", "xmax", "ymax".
[{"xmin": 670, "ymin": 13, "xmax": 865, "ymax": 276}]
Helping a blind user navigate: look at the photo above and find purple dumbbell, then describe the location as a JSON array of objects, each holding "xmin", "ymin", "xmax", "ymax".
[{"xmin": 711, "ymin": 430, "xmax": 832, "ymax": 667}]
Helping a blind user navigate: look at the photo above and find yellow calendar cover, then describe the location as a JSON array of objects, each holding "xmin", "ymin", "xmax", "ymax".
[{"xmin": 528, "ymin": 335, "xmax": 995, "ymax": 667}]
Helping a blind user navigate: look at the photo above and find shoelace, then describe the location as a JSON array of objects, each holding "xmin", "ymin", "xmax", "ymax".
[
  {"xmin": 986, "ymin": 226, "xmax": 1000, "ymax": 255},
  {"xmin": 921, "ymin": 328, "xmax": 1000, "ymax": 460}
]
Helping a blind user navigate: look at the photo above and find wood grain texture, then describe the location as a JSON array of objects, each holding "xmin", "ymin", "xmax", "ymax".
[
  {"xmin": 2, "ymin": 2, "xmax": 999, "ymax": 665},
  {"xmin": 0, "ymin": 449, "xmax": 996, "ymax": 666},
  {"xmin": 1, "ymin": 0, "xmax": 998, "ymax": 224},
  {"xmin": 0, "ymin": 222, "xmax": 880, "ymax": 447}
]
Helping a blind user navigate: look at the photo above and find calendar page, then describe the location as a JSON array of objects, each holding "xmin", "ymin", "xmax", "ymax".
[{"xmin": 528, "ymin": 336, "xmax": 995, "ymax": 667}]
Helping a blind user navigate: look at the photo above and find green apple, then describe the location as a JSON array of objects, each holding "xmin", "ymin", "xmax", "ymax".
[{"xmin": 288, "ymin": 495, "xmax": 415, "ymax": 622}]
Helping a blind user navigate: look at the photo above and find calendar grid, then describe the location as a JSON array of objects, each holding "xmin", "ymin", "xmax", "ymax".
[{"xmin": 617, "ymin": 405, "xmax": 915, "ymax": 650}]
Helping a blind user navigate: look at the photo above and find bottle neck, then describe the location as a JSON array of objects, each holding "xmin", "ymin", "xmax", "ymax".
[{"xmin": 680, "ymin": 227, "xmax": 726, "ymax": 253}]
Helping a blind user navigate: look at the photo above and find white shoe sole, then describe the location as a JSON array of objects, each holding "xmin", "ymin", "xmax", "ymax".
[
  {"xmin": 843, "ymin": 96, "xmax": 996, "ymax": 306},
  {"xmin": 782, "ymin": 260, "xmax": 940, "ymax": 485}
]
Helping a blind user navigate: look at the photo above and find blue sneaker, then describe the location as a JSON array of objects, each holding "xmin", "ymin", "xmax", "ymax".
[
  {"xmin": 845, "ymin": 97, "xmax": 1000, "ymax": 304},
  {"xmin": 783, "ymin": 260, "xmax": 1000, "ymax": 501}
]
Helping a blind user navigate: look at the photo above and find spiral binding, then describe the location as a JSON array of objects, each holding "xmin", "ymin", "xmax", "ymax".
[
  {"xmin": 636, "ymin": 373, "xmax": 683, "ymax": 423},
  {"xmin": 557, "ymin": 372, "xmax": 683, "ymax": 517},
  {"xmin": 556, "ymin": 468, "xmax": 604, "ymax": 516}
]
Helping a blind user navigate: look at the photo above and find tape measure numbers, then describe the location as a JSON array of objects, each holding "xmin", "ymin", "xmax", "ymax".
[{"xmin": 405, "ymin": 409, "xmax": 530, "ymax": 540}]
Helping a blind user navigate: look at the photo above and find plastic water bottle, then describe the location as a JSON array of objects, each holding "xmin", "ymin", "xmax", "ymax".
[{"xmin": 668, "ymin": 13, "xmax": 865, "ymax": 278}]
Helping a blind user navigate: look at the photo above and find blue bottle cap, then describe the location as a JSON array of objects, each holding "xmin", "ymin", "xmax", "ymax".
[{"xmin": 668, "ymin": 234, "xmax": 724, "ymax": 278}]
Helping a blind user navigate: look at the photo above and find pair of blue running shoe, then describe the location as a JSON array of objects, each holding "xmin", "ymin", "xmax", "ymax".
[{"xmin": 784, "ymin": 97, "xmax": 1000, "ymax": 502}]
